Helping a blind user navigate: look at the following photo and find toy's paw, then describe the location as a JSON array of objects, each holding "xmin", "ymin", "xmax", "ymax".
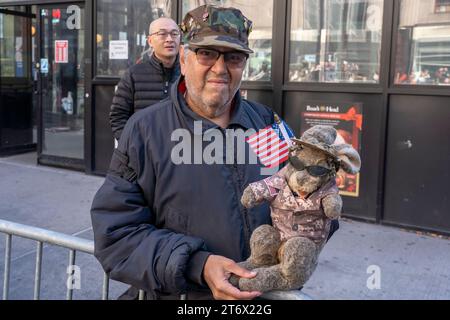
[
  {"xmin": 229, "ymin": 261, "xmax": 255, "ymax": 288},
  {"xmin": 239, "ymin": 267, "xmax": 285, "ymax": 293},
  {"xmin": 322, "ymin": 193, "xmax": 342, "ymax": 220},
  {"xmin": 241, "ymin": 187, "xmax": 257, "ymax": 208},
  {"xmin": 229, "ymin": 274, "xmax": 240, "ymax": 288}
]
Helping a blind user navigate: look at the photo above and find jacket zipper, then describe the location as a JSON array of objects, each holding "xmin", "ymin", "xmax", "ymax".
[
  {"xmin": 224, "ymin": 129, "xmax": 251, "ymax": 257},
  {"xmin": 160, "ymin": 60, "xmax": 170, "ymax": 95},
  {"xmin": 233, "ymin": 162, "xmax": 251, "ymax": 256}
]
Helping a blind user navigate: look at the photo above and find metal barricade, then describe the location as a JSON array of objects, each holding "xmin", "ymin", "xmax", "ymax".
[
  {"xmin": 0, "ymin": 219, "xmax": 146, "ymax": 300},
  {"xmin": 1, "ymin": 218, "xmax": 311, "ymax": 301}
]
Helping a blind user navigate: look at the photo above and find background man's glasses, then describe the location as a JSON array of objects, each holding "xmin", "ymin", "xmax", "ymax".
[
  {"xmin": 150, "ymin": 30, "xmax": 180, "ymax": 39},
  {"xmin": 189, "ymin": 47, "xmax": 248, "ymax": 69}
]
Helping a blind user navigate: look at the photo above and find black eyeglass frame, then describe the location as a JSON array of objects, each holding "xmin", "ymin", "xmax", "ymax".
[
  {"xmin": 188, "ymin": 47, "xmax": 249, "ymax": 68},
  {"xmin": 149, "ymin": 30, "xmax": 181, "ymax": 38}
]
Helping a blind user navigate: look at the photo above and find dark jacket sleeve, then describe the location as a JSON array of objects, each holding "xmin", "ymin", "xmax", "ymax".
[
  {"xmin": 109, "ymin": 69, "xmax": 134, "ymax": 141},
  {"xmin": 90, "ymin": 119, "xmax": 209, "ymax": 295}
]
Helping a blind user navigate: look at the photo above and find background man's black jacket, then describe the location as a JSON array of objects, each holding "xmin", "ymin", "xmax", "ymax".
[{"xmin": 109, "ymin": 53, "xmax": 180, "ymax": 140}]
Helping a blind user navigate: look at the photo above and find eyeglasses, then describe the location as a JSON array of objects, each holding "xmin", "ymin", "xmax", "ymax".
[
  {"xmin": 150, "ymin": 30, "xmax": 180, "ymax": 39},
  {"xmin": 288, "ymin": 155, "xmax": 333, "ymax": 177},
  {"xmin": 189, "ymin": 47, "xmax": 248, "ymax": 69}
]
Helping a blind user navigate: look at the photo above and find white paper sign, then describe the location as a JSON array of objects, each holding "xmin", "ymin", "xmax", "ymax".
[{"xmin": 109, "ymin": 40, "xmax": 128, "ymax": 60}]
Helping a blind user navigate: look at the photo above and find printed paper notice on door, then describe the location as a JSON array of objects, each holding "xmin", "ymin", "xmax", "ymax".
[
  {"xmin": 109, "ymin": 40, "xmax": 128, "ymax": 60},
  {"xmin": 55, "ymin": 40, "xmax": 68, "ymax": 63}
]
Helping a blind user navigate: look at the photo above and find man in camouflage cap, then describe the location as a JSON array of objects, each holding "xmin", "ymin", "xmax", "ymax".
[
  {"xmin": 178, "ymin": 5, "xmax": 255, "ymax": 129},
  {"xmin": 178, "ymin": 5, "xmax": 265, "ymax": 299},
  {"xmin": 92, "ymin": 4, "xmax": 280, "ymax": 301}
]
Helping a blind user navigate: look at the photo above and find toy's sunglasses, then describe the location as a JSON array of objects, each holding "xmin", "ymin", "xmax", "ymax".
[{"xmin": 288, "ymin": 156, "xmax": 333, "ymax": 177}]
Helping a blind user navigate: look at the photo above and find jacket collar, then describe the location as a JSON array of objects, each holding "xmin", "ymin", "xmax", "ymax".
[
  {"xmin": 146, "ymin": 52, "xmax": 179, "ymax": 72},
  {"xmin": 228, "ymin": 93, "xmax": 254, "ymax": 130}
]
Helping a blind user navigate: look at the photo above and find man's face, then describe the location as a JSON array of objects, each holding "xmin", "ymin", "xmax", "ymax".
[
  {"xmin": 148, "ymin": 18, "xmax": 180, "ymax": 60},
  {"xmin": 180, "ymin": 46, "xmax": 246, "ymax": 115}
]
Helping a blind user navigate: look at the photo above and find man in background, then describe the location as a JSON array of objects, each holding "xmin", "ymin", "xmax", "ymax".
[{"xmin": 109, "ymin": 17, "xmax": 181, "ymax": 141}]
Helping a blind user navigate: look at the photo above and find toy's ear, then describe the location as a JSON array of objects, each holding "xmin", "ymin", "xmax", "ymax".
[{"xmin": 333, "ymin": 144, "xmax": 361, "ymax": 174}]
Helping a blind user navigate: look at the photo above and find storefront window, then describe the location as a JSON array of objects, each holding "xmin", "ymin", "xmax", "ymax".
[
  {"xmin": 394, "ymin": 0, "xmax": 450, "ymax": 85},
  {"xmin": 96, "ymin": 0, "xmax": 172, "ymax": 77},
  {"xmin": 182, "ymin": 0, "xmax": 274, "ymax": 82},
  {"xmin": 289, "ymin": 0, "xmax": 384, "ymax": 84},
  {"xmin": 435, "ymin": 0, "xmax": 450, "ymax": 13},
  {"xmin": 0, "ymin": 7, "xmax": 31, "ymax": 78}
]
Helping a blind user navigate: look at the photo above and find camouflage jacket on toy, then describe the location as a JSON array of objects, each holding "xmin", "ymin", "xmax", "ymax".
[{"xmin": 248, "ymin": 169, "xmax": 339, "ymax": 246}]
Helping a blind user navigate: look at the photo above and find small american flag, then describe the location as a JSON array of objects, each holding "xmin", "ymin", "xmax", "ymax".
[{"xmin": 247, "ymin": 117, "xmax": 295, "ymax": 168}]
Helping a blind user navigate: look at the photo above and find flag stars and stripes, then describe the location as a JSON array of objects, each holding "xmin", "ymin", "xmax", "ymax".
[{"xmin": 247, "ymin": 126, "xmax": 290, "ymax": 168}]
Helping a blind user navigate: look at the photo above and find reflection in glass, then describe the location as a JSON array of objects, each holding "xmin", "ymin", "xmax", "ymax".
[
  {"xmin": 289, "ymin": 0, "xmax": 384, "ymax": 84},
  {"xmin": 96, "ymin": 0, "xmax": 173, "ymax": 77},
  {"xmin": 40, "ymin": 6, "xmax": 85, "ymax": 159},
  {"xmin": 0, "ymin": 9, "xmax": 31, "ymax": 78},
  {"xmin": 435, "ymin": 0, "xmax": 450, "ymax": 14},
  {"xmin": 182, "ymin": 0, "xmax": 273, "ymax": 82},
  {"xmin": 395, "ymin": 0, "xmax": 450, "ymax": 86},
  {"xmin": 0, "ymin": 7, "xmax": 35, "ymax": 151}
]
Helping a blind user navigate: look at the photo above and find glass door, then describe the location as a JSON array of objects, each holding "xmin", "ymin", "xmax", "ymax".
[
  {"xmin": 0, "ymin": 6, "xmax": 36, "ymax": 155},
  {"xmin": 37, "ymin": 3, "xmax": 85, "ymax": 168}
]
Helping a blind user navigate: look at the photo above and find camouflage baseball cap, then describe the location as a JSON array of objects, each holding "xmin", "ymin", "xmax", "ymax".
[{"xmin": 180, "ymin": 5, "xmax": 254, "ymax": 54}]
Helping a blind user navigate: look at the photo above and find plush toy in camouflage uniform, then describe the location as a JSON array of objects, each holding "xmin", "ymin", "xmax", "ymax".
[{"xmin": 231, "ymin": 125, "xmax": 361, "ymax": 293}]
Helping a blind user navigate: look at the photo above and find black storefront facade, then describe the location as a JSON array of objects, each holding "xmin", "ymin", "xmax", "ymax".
[{"xmin": 1, "ymin": 0, "xmax": 449, "ymax": 235}]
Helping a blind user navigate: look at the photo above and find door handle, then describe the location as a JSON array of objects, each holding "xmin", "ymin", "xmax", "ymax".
[{"xmin": 398, "ymin": 140, "xmax": 413, "ymax": 150}]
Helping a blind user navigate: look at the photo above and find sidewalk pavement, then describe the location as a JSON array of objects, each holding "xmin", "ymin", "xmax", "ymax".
[{"xmin": 0, "ymin": 152, "xmax": 449, "ymax": 300}]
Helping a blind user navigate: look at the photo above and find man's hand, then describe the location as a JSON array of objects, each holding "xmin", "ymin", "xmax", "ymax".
[{"xmin": 203, "ymin": 255, "xmax": 262, "ymax": 300}]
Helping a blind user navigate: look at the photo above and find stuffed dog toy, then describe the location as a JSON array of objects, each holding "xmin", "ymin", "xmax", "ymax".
[{"xmin": 230, "ymin": 125, "xmax": 361, "ymax": 293}]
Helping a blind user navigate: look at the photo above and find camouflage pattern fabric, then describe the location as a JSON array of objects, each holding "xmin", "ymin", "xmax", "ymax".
[
  {"xmin": 180, "ymin": 5, "xmax": 253, "ymax": 53},
  {"xmin": 248, "ymin": 170, "xmax": 339, "ymax": 247}
]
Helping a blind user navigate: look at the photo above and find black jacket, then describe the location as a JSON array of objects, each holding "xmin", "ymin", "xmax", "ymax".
[
  {"xmin": 109, "ymin": 53, "xmax": 180, "ymax": 140},
  {"xmin": 91, "ymin": 78, "xmax": 276, "ymax": 299}
]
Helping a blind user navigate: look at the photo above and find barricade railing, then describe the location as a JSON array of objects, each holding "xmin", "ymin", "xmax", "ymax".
[
  {"xmin": 0, "ymin": 218, "xmax": 311, "ymax": 300},
  {"xmin": 0, "ymin": 219, "xmax": 146, "ymax": 300}
]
